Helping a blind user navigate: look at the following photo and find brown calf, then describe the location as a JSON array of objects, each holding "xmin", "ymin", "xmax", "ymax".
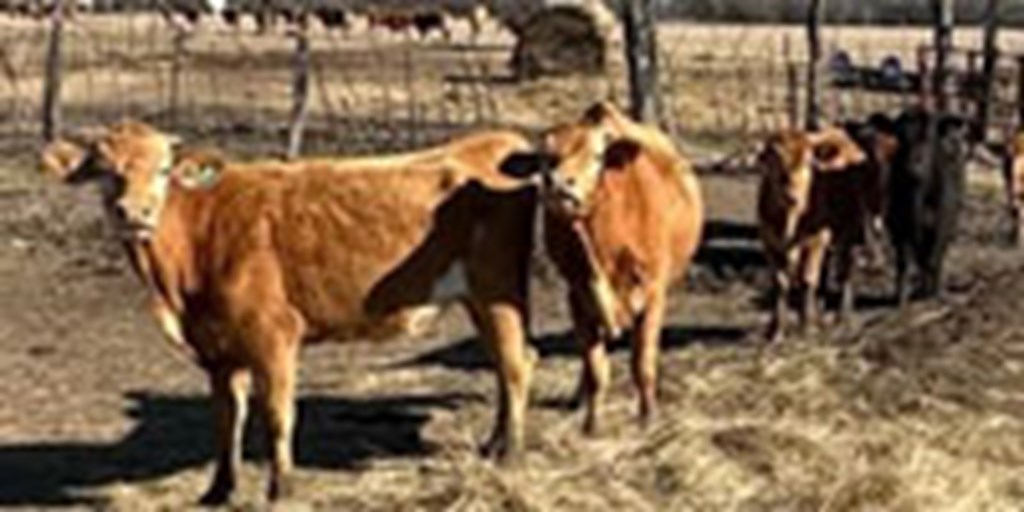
[
  {"xmin": 43, "ymin": 122, "xmax": 538, "ymax": 504},
  {"xmin": 507, "ymin": 102, "xmax": 704, "ymax": 433},
  {"xmin": 757, "ymin": 127, "xmax": 875, "ymax": 342}
]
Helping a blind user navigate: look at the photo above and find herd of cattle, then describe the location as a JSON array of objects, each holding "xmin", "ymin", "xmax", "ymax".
[
  {"xmin": 0, "ymin": 1, "xmax": 482, "ymax": 38},
  {"xmin": 37, "ymin": 99, "xmax": 1005, "ymax": 503}
]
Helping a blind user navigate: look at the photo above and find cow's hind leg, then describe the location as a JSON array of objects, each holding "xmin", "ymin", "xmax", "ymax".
[
  {"xmin": 200, "ymin": 365, "xmax": 250, "ymax": 506},
  {"xmin": 632, "ymin": 288, "xmax": 666, "ymax": 425}
]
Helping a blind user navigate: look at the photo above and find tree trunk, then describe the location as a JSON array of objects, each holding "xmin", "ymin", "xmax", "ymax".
[
  {"xmin": 287, "ymin": 21, "xmax": 311, "ymax": 160},
  {"xmin": 804, "ymin": 0, "xmax": 826, "ymax": 131},
  {"xmin": 932, "ymin": 0, "xmax": 955, "ymax": 114},
  {"xmin": 978, "ymin": 0, "xmax": 1000, "ymax": 142},
  {"xmin": 622, "ymin": 0, "xmax": 660, "ymax": 123},
  {"xmin": 41, "ymin": 0, "xmax": 66, "ymax": 142}
]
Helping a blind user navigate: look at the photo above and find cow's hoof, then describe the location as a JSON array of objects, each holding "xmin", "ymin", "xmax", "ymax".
[
  {"xmin": 764, "ymin": 323, "xmax": 783, "ymax": 344},
  {"xmin": 198, "ymin": 483, "xmax": 233, "ymax": 507},
  {"xmin": 267, "ymin": 473, "xmax": 297, "ymax": 503},
  {"xmin": 479, "ymin": 434, "xmax": 507, "ymax": 460},
  {"xmin": 637, "ymin": 408, "xmax": 656, "ymax": 430},
  {"xmin": 480, "ymin": 436, "xmax": 523, "ymax": 467}
]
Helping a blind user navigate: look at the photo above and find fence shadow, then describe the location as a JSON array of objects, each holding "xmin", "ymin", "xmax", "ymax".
[
  {"xmin": 694, "ymin": 218, "xmax": 765, "ymax": 276},
  {"xmin": 0, "ymin": 390, "xmax": 477, "ymax": 506}
]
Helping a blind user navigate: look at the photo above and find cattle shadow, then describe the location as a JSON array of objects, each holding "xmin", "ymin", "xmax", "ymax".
[
  {"xmin": 406, "ymin": 325, "xmax": 749, "ymax": 372},
  {"xmin": 0, "ymin": 390, "xmax": 476, "ymax": 506}
]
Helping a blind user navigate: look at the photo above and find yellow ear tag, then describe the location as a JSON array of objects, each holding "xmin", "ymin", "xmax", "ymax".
[{"xmin": 179, "ymin": 164, "xmax": 221, "ymax": 190}]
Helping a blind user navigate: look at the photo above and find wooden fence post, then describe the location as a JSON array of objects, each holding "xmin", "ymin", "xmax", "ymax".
[
  {"xmin": 168, "ymin": 29, "xmax": 187, "ymax": 127},
  {"xmin": 804, "ymin": 0, "xmax": 826, "ymax": 130},
  {"xmin": 41, "ymin": 0, "xmax": 66, "ymax": 142},
  {"xmin": 932, "ymin": 0, "xmax": 955, "ymax": 114},
  {"xmin": 287, "ymin": 20, "xmax": 311, "ymax": 160},
  {"xmin": 622, "ymin": 0, "xmax": 660, "ymax": 124},
  {"xmin": 978, "ymin": 0, "xmax": 1001, "ymax": 142},
  {"xmin": 1016, "ymin": 56, "xmax": 1024, "ymax": 129}
]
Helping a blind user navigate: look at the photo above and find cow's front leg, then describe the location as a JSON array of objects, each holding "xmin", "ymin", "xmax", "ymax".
[
  {"xmin": 632, "ymin": 288, "xmax": 666, "ymax": 425},
  {"xmin": 470, "ymin": 300, "xmax": 534, "ymax": 463},
  {"xmin": 250, "ymin": 308, "xmax": 304, "ymax": 502},
  {"xmin": 799, "ymin": 235, "xmax": 829, "ymax": 333},
  {"xmin": 568, "ymin": 291, "xmax": 610, "ymax": 436},
  {"xmin": 894, "ymin": 243, "xmax": 913, "ymax": 308},
  {"xmin": 765, "ymin": 252, "xmax": 789, "ymax": 343},
  {"xmin": 1008, "ymin": 203, "xmax": 1021, "ymax": 246},
  {"xmin": 834, "ymin": 243, "xmax": 856, "ymax": 326},
  {"xmin": 199, "ymin": 365, "xmax": 250, "ymax": 506}
]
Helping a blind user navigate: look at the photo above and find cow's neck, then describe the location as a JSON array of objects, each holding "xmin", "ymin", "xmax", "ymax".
[{"xmin": 124, "ymin": 183, "xmax": 209, "ymax": 314}]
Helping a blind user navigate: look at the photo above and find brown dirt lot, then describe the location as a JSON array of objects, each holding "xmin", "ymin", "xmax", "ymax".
[
  {"xmin": 3, "ymin": 15, "xmax": 1024, "ymax": 512},
  {"xmin": 3, "ymin": 152, "xmax": 1024, "ymax": 511}
]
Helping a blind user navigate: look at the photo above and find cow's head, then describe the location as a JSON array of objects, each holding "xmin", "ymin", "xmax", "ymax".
[
  {"xmin": 759, "ymin": 130, "xmax": 815, "ymax": 224},
  {"xmin": 501, "ymin": 102, "xmax": 643, "ymax": 219},
  {"xmin": 39, "ymin": 121, "xmax": 194, "ymax": 240}
]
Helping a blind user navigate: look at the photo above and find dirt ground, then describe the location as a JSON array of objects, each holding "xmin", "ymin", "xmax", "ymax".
[
  {"xmin": 3, "ymin": 147, "xmax": 1024, "ymax": 511},
  {"xmin": 4, "ymin": 15, "xmax": 1024, "ymax": 512}
]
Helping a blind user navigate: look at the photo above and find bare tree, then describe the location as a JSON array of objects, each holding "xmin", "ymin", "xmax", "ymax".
[
  {"xmin": 287, "ymin": 18, "xmax": 311, "ymax": 160},
  {"xmin": 978, "ymin": 0, "xmax": 1000, "ymax": 141},
  {"xmin": 805, "ymin": 0, "xmax": 826, "ymax": 130},
  {"xmin": 622, "ymin": 0, "xmax": 660, "ymax": 123},
  {"xmin": 932, "ymin": 0, "xmax": 955, "ymax": 113},
  {"xmin": 41, "ymin": 0, "xmax": 66, "ymax": 142}
]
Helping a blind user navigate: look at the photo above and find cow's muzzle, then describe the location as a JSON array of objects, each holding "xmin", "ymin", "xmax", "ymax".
[{"xmin": 111, "ymin": 203, "xmax": 158, "ymax": 241}]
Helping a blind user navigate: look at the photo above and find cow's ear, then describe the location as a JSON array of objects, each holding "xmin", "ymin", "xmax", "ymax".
[
  {"xmin": 603, "ymin": 138, "xmax": 642, "ymax": 171},
  {"xmin": 499, "ymin": 151, "xmax": 558, "ymax": 179},
  {"xmin": 39, "ymin": 139, "xmax": 88, "ymax": 182},
  {"xmin": 582, "ymin": 102, "xmax": 614, "ymax": 125},
  {"xmin": 811, "ymin": 141, "xmax": 844, "ymax": 171}
]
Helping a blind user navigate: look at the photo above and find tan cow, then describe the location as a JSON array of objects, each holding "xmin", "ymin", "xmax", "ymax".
[
  {"xmin": 1004, "ymin": 132, "xmax": 1024, "ymax": 245},
  {"xmin": 756, "ymin": 127, "xmax": 874, "ymax": 342},
  {"xmin": 42, "ymin": 122, "xmax": 538, "ymax": 504},
  {"xmin": 505, "ymin": 102, "xmax": 704, "ymax": 433}
]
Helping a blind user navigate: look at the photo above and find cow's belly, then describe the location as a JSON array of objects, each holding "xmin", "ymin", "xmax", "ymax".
[{"xmin": 287, "ymin": 242, "xmax": 473, "ymax": 343}]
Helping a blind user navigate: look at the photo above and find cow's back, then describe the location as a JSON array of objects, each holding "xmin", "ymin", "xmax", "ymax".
[{"xmin": 177, "ymin": 132, "xmax": 534, "ymax": 342}]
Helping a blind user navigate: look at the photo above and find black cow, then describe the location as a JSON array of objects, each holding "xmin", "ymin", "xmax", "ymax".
[
  {"xmin": 886, "ymin": 107, "xmax": 969, "ymax": 305},
  {"xmin": 841, "ymin": 112, "xmax": 900, "ymax": 255}
]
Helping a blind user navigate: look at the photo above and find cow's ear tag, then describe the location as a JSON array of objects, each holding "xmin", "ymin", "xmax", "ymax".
[{"xmin": 177, "ymin": 164, "xmax": 221, "ymax": 190}]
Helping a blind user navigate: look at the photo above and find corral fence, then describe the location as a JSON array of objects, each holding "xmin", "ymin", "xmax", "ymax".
[
  {"xmin": 1, "ymin": 9, "xmax": 512, "ymax": 158},
  {"xmin": 3, "ymin": 4, "xmax": 1023, "ymax": 160}
]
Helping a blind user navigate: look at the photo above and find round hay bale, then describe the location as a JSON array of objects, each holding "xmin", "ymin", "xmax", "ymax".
[{"xmin": 511, "ymin": 5, "xmax": 608, "ymax": 79}]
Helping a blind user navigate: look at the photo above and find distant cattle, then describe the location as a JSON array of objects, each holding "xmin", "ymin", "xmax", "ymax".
[
  {"xmin": 503, "ymin": 102, "xmax": 704, "ymax": 432},
  {"xmin": 43, "ymin": 122, "xmax": 539, "ymax": 504},
  {"xmin": 368, "ymin": 9, "xmax": 451, "ymax": 39},
  {"xmin": 757, "ymin": 127, "xmax": 877, "ymax": 341},
  {"xmin": 885, "ymin": 107, "xmax": 969, "ymax": 304},
  {"xmin": 313, "ymin": 6, "xmax": 347, "ymax": 30}
]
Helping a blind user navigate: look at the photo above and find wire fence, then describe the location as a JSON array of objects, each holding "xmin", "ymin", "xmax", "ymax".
[{"xmin": 3, "ymin": 15, "xmax": 1024, "ymax": 159}]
